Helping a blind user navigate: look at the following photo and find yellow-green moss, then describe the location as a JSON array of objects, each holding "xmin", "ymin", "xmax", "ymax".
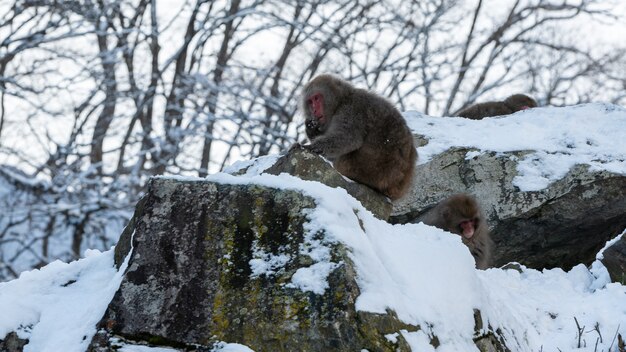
[
  {"xmin": 211, "ymin": 287, "xmax": 229, "ymax": 337},
  {"xmin": 207, "ymin": 215, "xmax": 238, "ymax": 337}
]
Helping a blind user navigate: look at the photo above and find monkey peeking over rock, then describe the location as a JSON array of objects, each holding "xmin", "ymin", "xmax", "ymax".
[
  {"xmin": 455, "ymin": 94, "xmax": 537, "ymax": 119},
  {"xmin": 299, "ymin": 74, "xmax": 417, "ymax": 200},
  {"xmin": 413, "ymin": 194, "xmax": 493, "ymax": 269}
]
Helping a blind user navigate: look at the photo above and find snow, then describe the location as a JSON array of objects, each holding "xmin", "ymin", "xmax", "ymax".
[
  {"xmin": 118, "ymin": 342, "xmax": 254, "ymax": 352},
  {"xmin": 0, "ymin": 247, "xmax": 130, "ymax": 352},
  {"xmin": 1, "ymin": 103, "xmax": 625, "ymax": 351},
  {"xmin": 401, "ymin": 330, "xmax": 437, "ymax": 351},
  {"xmin": 119, "ymin": 345, "xmax": 179, "ymax": 352},
  {"xmin": 405, "ymin": 103, "xmax": 626, "ymax": 191},
  {"xmin": 249, "ymin": 245, "xmax": 291, "ymax": 278},
  {"xmin": 212, "ymin": 342, "xmax": 256, "ymax": 352},
  {"xmin": 288, "ymin": 261, "xmax": 339, "ymax": 295},
  {"xmin": 222, "ymin": 154, "xmax": 280, "ymax": 176},
  {"xmin": 284, "ymin": 223, "xmax": 340, "ymax": 294}
]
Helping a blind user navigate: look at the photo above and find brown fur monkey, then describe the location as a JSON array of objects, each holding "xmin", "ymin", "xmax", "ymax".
[
  {"xmin": 300, "ymin": 74, "xmax": 417, "ymax": 200},
  {"xmin": 414, "ymin": 194, "xmax": 493, "ymax": 269},
  {"xmin": 455, "ymin": 94, "xmax": 537, "ymax": 119}
]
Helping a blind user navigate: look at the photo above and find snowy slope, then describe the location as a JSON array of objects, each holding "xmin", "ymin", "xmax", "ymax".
[
  {"xmin": 0, "ymin": 248, "xmax": 126, "ymax": 352},
  {"xmin": 1, "ymin": 104, "xmax": 626, "ymax": 351}
]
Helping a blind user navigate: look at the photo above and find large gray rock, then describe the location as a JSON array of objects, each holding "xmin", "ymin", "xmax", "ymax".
[
  {"xmin": 91, "ymin": 178, "xmax": 415, "ymax": 351},
  {"xmin": 88, "ymin": 177, "xmax": 504, "ymax": 351},
  {"xmin": 392, "ymin": 136, "xmax": 626, "ymax": 270}
]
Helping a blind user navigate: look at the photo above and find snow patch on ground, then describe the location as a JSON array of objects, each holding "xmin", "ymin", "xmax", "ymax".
[
  {"xmin": 0, "ymin": 247, "xmax": 129, "ymax": 352},
  {"xmin": 405, "ymin": 103, "xmax": 626, "ymax": 191}
]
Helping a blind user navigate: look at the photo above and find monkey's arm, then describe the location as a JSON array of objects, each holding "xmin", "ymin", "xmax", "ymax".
[{"xmin": 307, "ymin": 111, "xmax": 365, "ymax": 158}]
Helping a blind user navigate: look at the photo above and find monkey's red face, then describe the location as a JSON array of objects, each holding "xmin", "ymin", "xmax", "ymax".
[
  {"xmin": 459, "ymin": 219, "xmax": 477, "ymax": 239},
  {"xmin": 307, "ymin": 93, "xmax": 325, "ymax": 122}
]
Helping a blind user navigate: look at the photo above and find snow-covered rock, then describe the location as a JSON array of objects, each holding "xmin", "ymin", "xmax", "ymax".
[
  {"xmin": 395, "ymin": 103, "xmax": 626, "ymax": 270},
  {"xmin": 91, "ymin": 176, "xmax": 486, "ymax": 351}
]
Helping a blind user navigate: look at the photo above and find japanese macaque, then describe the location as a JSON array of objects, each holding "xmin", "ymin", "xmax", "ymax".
[
  {"xmin": 300, "ymin": 74, "xmax": 417, "ymax": 200},
  {"xmin": 414, "ymin": 194, "xmax": 493, "ymax": 269},
  {"xmin": 455, "ymin": 94, "xmax": 537, "ymax": 119}
]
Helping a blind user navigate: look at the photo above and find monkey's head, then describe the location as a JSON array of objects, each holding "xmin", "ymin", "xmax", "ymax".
[
  {"xmin": 505, "ymin": 94, "xmax": 537, "ymax": 112},
  {"xmin": 441, "ymin": 194, "xmax": 483, "ymax": 240},
  {"xmin": 302, "ymin": 74, "xmax": 352, "ymax": 136}
]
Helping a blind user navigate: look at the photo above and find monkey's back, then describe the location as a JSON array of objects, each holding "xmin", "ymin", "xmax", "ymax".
[
  {"xmin": 456, "ymin": 101, "xmax": 514, "ymax": 119},
  {"xmin": 334, "ymin": 89, "xmax": 417, "ymax": 199}
]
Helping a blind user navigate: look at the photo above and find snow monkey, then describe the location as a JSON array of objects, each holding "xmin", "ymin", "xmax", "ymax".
[
  {"xmin": 414, "ymin": 194, "xmax": 493, "ymax": 269},
  {"xmin": 301, "ymin": 74, "xmax": 417, "ymax": 200},
  {"xmin": 455, "ymin": 94, "xmax": 537, "ymax": 119}
]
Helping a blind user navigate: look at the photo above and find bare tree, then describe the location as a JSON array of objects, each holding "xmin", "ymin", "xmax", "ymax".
[{"xmin": 438, "ymin": 0, "xmax": 623, "ymax": 115}]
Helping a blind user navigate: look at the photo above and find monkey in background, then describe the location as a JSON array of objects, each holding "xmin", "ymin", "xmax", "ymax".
[
  {"xmin": 300, "ymin": 74, "xmax": 417, "ymax": 200},
  {"xmin": 455, "ymin": 94, "xmax": 537, "ymax": 119},
  {"xmin": 413, "ymin": 194, "xmax": 493, "ymax": 269}
]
